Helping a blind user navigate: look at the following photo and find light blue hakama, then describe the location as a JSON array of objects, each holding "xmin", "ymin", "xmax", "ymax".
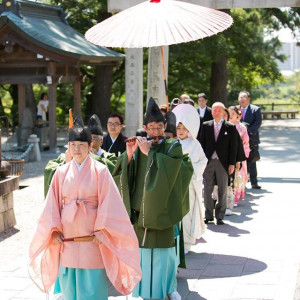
[
  {"xmin": 54, "ymin": 265, "xmax": 108, "ymax": 300},
  {"xmin": 174, "ymin": 223, "xmax": 181, "ymax": 267},
  {"xmin": 132, "ymin": 247, "xmax": 177, "ymax": 299}
]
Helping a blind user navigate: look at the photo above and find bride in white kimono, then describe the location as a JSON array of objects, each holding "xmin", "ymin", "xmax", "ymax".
[{"xmin": 173, "ymin": 104, "xmax": 208, "ymax": 253}]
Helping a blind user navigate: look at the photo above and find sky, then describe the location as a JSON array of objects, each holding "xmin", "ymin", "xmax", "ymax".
[{"xmin": 276, "ymin": 27, "xmax": 299, "ymax": 43}]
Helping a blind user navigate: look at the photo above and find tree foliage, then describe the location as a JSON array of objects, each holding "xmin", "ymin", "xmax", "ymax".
[
  {"xmin": 3, "ymin": 2, "xmax": 300, "ymax": 126},
  {"xmin": 168, "ymin": 8, "xmax": 292, "ymax": 104},
  {"xmin": 40, "ymin": 3, "xmax": 300, "ymax": 110}
]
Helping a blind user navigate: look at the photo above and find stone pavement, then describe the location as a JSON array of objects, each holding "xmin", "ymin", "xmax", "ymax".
[{"xmin": 0, "ymin": 119, "xmax": 300, "ymax": 300}]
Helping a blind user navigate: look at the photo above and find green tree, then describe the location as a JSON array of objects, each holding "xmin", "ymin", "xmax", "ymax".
[
  {"xmin": 41, "ymin": 3, "xmax": 300, "ymax": 111},
  {"xmin": 168, "ymin": 8, "xmax": 291, "ymax": 105},
  {"xmin": 48, "ymin": 0, "xmax": 124, "ymax": 125}
]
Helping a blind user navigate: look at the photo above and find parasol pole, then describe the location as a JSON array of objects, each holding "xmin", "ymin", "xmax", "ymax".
[
  {"xmin": 160, "ymin": 46, "xmax": 169, "ymax": 107},
  {"xmin": 69, "ymin": 108, "xmax": 73, "ymax": 129}
]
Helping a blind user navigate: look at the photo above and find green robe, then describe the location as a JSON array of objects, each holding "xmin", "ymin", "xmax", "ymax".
[
  {"xmin": 44, "ymin": 151, "xmax": 117, "ymax": 197},
  {"xmin": 113, "ymin": 138, "xmax": 193, "ymax": 249}
]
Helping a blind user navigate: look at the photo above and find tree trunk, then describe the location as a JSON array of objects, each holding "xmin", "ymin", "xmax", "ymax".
[
  {"xmin": 210, "ymin": 55, "xmax": 228, "ymax": 106},
  {"xmin": 9, "ymin": 85, "xmax": 18, "ymax": 131},
  {"xmin": 86, "ymin": 65, "xmax": 113, "ymax": 127}
]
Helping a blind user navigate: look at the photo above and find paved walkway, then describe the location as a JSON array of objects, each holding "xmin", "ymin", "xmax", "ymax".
[{"xmin": 0, "ymin": 119, "xmax": 300, "ymax": 300}]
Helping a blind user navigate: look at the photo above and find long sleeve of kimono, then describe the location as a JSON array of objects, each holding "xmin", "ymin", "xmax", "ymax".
[
  {"xmin": 112, "ymin": 152, "xmax": 132, "ymax": 217},
  {"xmin": 29, "ymin": 167, "xmax": 65, "ymax": 292},
  {"xmin": 191, "ymin": 141, "xmax": 208, "ymax": 182},
  {"xmin": 137, "ymin": 141, "xmax": 193, "ymax": 230},
  {"xmin": 97, "ymin": 151, "xmax": 117, "ymax": 174},
  {"xmin": 242, "ymin": 128, "xmax": 250, "ymax": 158},
  {"xmin": 190, "ymin": 143, "xmax": 207, "ymax": 217},
  {"xmin": 94, "ymin": 167, "xmax": 141, "ymax": 295}
]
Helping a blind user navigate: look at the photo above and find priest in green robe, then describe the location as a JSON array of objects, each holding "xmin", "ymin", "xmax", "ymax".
[
  {"xmin": 44, "ymin": 115, "xmax": 117, "ymax": 197},
  {"xmin": 113, "ymin": 98, "xmax": 193, "ymax": 300}
]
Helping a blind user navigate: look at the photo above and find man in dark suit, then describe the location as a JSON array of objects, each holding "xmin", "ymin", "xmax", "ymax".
[
  {"xmin": 102, "ymin": 113, "xmax": 127, "ymax": 157},
  {"xmin": 196, "ymin": 93, "xmax": 213, "ymax": 142},
  {"xmin": 200, "ymin": 102, "xmax": 238, "ymax": 225},
  {"xmin": 238, "ymin": 91, "xmax": 262, "ymax": 189}
]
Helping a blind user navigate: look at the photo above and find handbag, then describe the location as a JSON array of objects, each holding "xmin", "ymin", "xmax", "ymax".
[
  {"xmin": 248, "ymin": 135, "xmax": 260, "ymax": 163},
  {"xmin": 234, "ymin": 170, "xmax": 244, "ymax": 190},
  {"xmin": 248, "ymin": 148, "xmax": 260, "ymax": 163}
]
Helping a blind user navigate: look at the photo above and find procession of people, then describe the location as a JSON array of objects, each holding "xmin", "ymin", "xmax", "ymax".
[{"xmin": 28, "ymin": 90, "xmax": 262, "ymax": 300}]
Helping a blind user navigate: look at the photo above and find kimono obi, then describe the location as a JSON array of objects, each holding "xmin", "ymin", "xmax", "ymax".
[
  {"xmin": 61, "ymin": 196, "xmax": 98, "ymax": 237},
  {"xmin": 60, "ymin": 196, "xmax": 104, "ymax": 269},
  {"xmin": 62, "ymin": 197, "xmax": 98, "ymax": 223}
]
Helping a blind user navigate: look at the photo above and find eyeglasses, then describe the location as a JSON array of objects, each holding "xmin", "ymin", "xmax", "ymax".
[
  {"xmin": 146, "ymin": 126, "xmax": 164, "ymax": 132},
  {"xmin": 107, "ymin": 122, "xmax": 121, "ymax": 128},
  {"xmin": 91, "ymin": 136, "xmax": 103, "ymax": 141}
]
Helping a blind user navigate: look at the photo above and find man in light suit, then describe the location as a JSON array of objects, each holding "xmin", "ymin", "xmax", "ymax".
[
  {"xmin": 196, "ymin": 93, "xmax": 213, "ymax": 142},
  {"xmin": 200, "ymin": 102, "xmax": 238, "ymax": 225},
  {"xmin": 238, "ymin": 91, "xmax": 262, "ymax": 189}
]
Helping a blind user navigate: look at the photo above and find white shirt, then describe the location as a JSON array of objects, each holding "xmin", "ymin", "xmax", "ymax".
[
  {"xmin": 74, "ymin": 154, "xmax": 89, "ymax": 172},
  {"xmin": 37, "ymin": 100, "xmax": 49, "ymax": 116},
  {"xmin": 199, "ymin": 106, "xmax": 207, "ymax": 118},
  {"xmin": 108, "ymin": 135, "xmax": 118, "ymax": 153},
  {"xmin": 97, "ymin": 148, "xmax": 103, "ymax": 157},
  {"xmin": 110, "ymin": 136, "xmax": 117, "ymax": 144}
]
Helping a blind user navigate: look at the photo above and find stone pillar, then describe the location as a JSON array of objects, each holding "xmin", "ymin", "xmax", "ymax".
[
  {"xmin": 27, "ymin": 134, "xmax": 41, "ymax": 162},
  {"xmin": 147, "ymin": 46, "xmax": 169, "ymax": 107},
  {"xmin": 125, "ymin": 48, "xmax": 144, "ymax": 137},
  {"xmin": 0, "ymin": 176, "xmax": 19, "ymax": 233}
]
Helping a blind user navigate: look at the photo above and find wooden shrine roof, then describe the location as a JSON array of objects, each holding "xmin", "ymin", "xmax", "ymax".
[{"xmin": 0, "ymin": 0, "xmax": 124, "ymax": 65}]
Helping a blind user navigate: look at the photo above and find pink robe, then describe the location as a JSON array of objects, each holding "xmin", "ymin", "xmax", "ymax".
[
  {"xmin": 28, "ymin": 155, "xmax": 141, "ymax": 294},
  {"xmin": 234, "ymin": 122, "xmax": 250, "ymax": 202}
]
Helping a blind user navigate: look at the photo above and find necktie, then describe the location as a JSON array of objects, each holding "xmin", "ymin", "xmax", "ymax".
[
  {"xmin": 242, "ymin": 108, "xmax": 246, "ymax": 120},
  {"xmin": 214, "ymin": 123, "xmax": 221, "ymax": 141}
]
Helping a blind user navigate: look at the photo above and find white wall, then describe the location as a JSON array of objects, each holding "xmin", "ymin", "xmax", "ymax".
[{"xmin": 277, "ymin": 42, "xmax": 300, "ymax": 73}]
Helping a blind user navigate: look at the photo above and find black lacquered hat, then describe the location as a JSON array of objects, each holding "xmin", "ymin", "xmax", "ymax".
[
  {"xmin": 144, "ymin": 97, "xmax": 165, "ymax": 125},
  {"xmin": 88, "ymin": 114, "xmax": 103, "ymax": 137},
  {"xmin": 165, "ymin": 111, "xmax": 177, "ymax": 136},
  {"xmin": 68, "ymin": 116, "xmax": 91, "ymax": 143}
]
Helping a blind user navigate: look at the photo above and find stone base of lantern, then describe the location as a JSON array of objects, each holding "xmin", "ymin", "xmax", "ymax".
[{"xmin": 0, "ymin": 176, "xmax": 19, "ymax": 233}]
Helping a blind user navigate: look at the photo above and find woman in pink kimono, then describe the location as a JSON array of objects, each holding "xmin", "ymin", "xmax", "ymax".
[
  {"xmin": 229, "ymin": 106, "xmax": 250, "ymax": 203},
  {"xmin": 28, "ymin": 119, "xmax": 141, "ymax": 299}
]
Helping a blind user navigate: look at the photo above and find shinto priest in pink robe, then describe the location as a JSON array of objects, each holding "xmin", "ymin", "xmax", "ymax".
[{"xmin": 28, "ymin": 118, "xmax": 141, "ymax": 298}]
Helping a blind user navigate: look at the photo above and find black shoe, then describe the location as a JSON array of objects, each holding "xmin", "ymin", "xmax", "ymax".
[
  {"xmin": 217, "ymin": 219, "xmax": 224, "ymax": 225},
  {"xmin": 204, "ymin": 219, "xmax": 213, "ymax": 224},
  {"xmin": 251, "ymin": 184, "xmax": 261, "ymax": 189}
]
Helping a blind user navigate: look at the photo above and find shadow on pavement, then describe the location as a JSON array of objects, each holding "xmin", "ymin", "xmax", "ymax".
[
  {"xmin": 108, "ymin": 252, "xmax": 268, "ymax": 298},
  {"xmin": 0, "ymin": 227, "xmax": 20, "ymax": 242},
  {"xmin": 177, "ymin": 252, "xmax": 267, "ymax": 299},
  {"xmin": 259, "ymin": 177, "xmax": 300, "ymax": 184},
  {"xmin": 206, "ymin": 222, "xmax": 250, "ymax": 237},
  {"xmin": 221, "ymin": 188, "xmax": 271, "ymax": 227}
]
